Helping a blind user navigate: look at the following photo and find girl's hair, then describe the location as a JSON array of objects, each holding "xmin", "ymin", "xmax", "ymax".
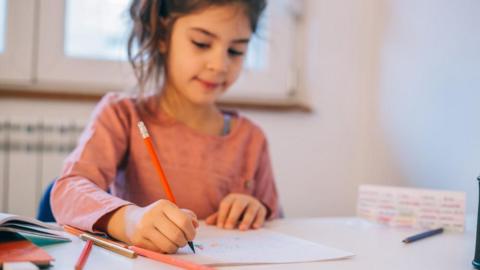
[{"xmin": 127, "ymin": 0, "xmax": 267, "ymax": 97}]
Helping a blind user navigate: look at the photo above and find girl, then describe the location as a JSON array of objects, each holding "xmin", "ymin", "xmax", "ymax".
[{"xmin": 51, "ymin": 0, "xmax": 280, "ymax": 254}]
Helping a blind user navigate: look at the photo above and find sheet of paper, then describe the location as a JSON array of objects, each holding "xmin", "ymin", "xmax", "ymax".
[
  {"xmin": 357, "ymin": 184, "xmax": 465, "ymax": 232},
  {"xmin": 173, "ymin": 224, "xmax": 353, "ymax": 266}
]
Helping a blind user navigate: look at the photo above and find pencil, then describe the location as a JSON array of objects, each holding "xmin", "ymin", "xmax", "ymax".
[
  {"xmin": 402, "ymin": 227, "xmax": 444, "ymax": 243},
  {"xmin": 137, "ymin": 121, "xmax": 196, "ymax": 254},
  {"xmin": 75, "ymin": 239, "xmax": 93, "ymax": 270},
  {"xmin": 129, "ymin": 245, "xmax": 214, "ymax": 270},
  {"xmin": 80, "ymin": 233, "xmax": 137, "ymax": 258},
  {"xmin": 64, "ymin": 225, "xmax": 129, "ymax": 248},
  {"xmin": 63, "ymin": 224, "xmax": 84, "ymax": 236}
]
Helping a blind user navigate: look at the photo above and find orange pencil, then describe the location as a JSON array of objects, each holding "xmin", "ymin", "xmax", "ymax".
[
  {"xmin": 137, "ymin": 121, "xmax": 196, "ymax": 253},
  {"xmin": 75, "ymin": 239, "xmax": 93, "ymax": 270},
  {"xmin": 129, "ymin": 246, "xmax": 214, "ymax": 270},
  {"xmin": 63, "ymin": 224, "xmax": 84, "ymax": 236}
]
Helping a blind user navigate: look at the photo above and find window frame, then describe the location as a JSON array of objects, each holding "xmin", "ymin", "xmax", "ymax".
[
  {"xmin": 36, "ymin": 0, "xmax": 136, "ymax": 92},
  {"xmin": 0, "ymin": 0, "xmax": 36, "ymax": 84},
  {"xmin": 1, "ymin": 0, "xmax": 309, "ymax": 110}
]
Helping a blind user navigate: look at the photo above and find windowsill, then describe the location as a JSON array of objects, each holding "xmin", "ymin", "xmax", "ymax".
[{"xmin": 0, "ymin": 86, "xmax": 312, "ymax": 113}]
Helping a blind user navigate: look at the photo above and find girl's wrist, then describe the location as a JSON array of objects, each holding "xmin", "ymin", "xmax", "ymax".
[{"xmin": 94, "ymin": 204, "xmax": 139, "ymax": 244}]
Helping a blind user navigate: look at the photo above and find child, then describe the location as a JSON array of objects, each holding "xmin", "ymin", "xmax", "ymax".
[{"xmin": 51, "ymin": 0, "xmax": 280, "ymax": 254}]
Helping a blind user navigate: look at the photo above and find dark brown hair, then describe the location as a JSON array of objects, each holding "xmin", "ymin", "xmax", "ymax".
[{"xmin": 127, "ymin": 0, "xmax": 267, "ymax": 97}]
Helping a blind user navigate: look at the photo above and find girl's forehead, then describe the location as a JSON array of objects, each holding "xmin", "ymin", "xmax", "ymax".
[{"xmin": 176, "ymin": 5, "xmax": 252, "ymax": 38}]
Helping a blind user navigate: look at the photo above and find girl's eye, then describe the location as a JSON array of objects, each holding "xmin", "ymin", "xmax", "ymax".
[
  {"xmin": 228, "ymin": 48, "xmax": 244, "ymax": 57},
  {"xmin": 192, "ymin": 40, "xmax": 244, "ymax": 57},
  {"xmin": 192, "ymin": 40, "xmax": 210, "ymax": 49}
]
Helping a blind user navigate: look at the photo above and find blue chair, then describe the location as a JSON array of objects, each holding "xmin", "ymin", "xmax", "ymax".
[{"xmin": 37, "ymin": 180, "xmax": 56, "ymax": 222}]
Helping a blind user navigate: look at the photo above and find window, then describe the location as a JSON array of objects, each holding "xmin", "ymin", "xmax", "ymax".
[
  {"xmin": 63, "ymin": 0, "xmax": 268, "ymax": 69},
  {"xmin": 0, "ymin": 0, "xmax": 7, "ymax": 53},
  {"xmin": 3, "ymin": 0, "xmax": 306, "ymax": 107},
  {"xmin": 64, "ymin": 0, "xmax": 131, "ymax": 61}
]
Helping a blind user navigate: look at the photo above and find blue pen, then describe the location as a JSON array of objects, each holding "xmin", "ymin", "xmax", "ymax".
[{"xmin": 402, "ymin": 228, "xmax": 444, "ymax": 243}]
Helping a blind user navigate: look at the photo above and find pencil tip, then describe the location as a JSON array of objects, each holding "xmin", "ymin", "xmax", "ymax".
[{"xmin": 188, "ymin": 241, "xmax": 196, "ymax": 253}]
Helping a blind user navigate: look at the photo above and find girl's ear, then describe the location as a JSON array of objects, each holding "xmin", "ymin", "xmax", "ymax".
[
  {"xmin": 159, "ymin": 40, "xmax": 167, "ymax": 54},
  {"xmin": 158, "ymin": 18, "xmax": 170, "ymax": 54}
]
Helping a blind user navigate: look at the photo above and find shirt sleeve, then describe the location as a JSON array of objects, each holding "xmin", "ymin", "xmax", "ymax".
[
  {"xmin": 253, "ymin": 140, "xmax": 281, "ymax": 220},
  {"xmin": 51, "ymin": 93, "xmax": 133, "ymax": 232}
]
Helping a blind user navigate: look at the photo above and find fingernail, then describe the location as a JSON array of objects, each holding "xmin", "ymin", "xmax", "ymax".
[{"xmin": 240, "ymin": 224, "xmax": 247, "ymax": 230}]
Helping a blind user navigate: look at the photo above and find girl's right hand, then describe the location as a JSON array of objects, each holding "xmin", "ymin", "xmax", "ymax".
[{"xmin": 123, "ymin": 200, "xmax": 198, "ymax": 253}]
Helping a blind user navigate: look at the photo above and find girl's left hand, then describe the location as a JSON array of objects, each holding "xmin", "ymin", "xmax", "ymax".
[{"xmin": 205, "ymin": 193, "xmax": 268, "ymax": 231}]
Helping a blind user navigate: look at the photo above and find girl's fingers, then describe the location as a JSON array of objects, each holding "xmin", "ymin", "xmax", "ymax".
[
  {"xmin": 135, "ymin": 236, "xmax": 158, "ymax": 251},
  {"xmin": 163, "ymin": 204, "xmax": 196, "ymax": 241},
  {"xmin": 205, "ymin": 212, "xmax": 218, "ymax": 225},
  {"xmin": 144, "ymin": 226, "xmax": 178, "ymax": 254},
  {"xmin": 239, "ymin": 203, "xmax": 260, "ymax": 231},
  {"xmin": 216, "ymin": 195, "xmax": 235, "ymax": 228},
  {"xmin": 153, "ymin": 213, "xmax": 188, "ymax": 248},
  {"xmin": 225, "ymin": 199, "xmax": 249, "ymax": 229},
  {"xmin": 192, "ymin": 219, "xmax": 199, "ymax": 228},
  {"xmin": 252, "ymin": 206, "xmax": 267, "ymax": 229}
]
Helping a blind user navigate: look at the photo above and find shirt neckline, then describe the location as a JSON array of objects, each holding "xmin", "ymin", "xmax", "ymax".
[{"xmin": 138, "ymin": 94, "xmax": 243, "ymax": 141}]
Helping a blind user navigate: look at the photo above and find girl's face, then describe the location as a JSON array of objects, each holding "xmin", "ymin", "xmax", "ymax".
[{"xmin": 164, "ymin": 5, "xmax": 252, "ymax": 106}]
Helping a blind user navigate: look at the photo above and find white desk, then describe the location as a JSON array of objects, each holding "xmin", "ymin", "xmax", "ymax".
[{"xmin": 43, "ymin": 217, "xmax": 476, "ymax": 270}]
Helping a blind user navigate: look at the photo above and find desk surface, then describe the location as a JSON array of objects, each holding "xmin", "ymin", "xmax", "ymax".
[{"xmin": 44, "ymin": 217, "xmax": 475, "ymax": 270}]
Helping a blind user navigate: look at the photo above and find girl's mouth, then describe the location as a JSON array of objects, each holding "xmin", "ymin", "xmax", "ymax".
[{"xmin": 196, "ymin": 78, "xmax": 222, "ymax": 90}]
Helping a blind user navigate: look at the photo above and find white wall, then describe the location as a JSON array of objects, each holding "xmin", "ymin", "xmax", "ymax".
[
  {"xmin": 1, "ymin": 0, "xmax": 479, "ymax": 217},
  {"xmin": 244, "ymin": 0, "xmax": 399, "ymax": 217},
  {"xmin": 248, "ymin": 0, "xmax": 480, "ymax": 216},
  {"xmin": 254, "ymin": 0, "xmax": 480, "ymax": 217},
  {"xmin": 376, "ymin": 0, "xmax": 480, "ymax": 215}
]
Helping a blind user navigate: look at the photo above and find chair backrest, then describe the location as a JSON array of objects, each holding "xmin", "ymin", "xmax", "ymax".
[{"xmin": 37, "ymin": 180, "xmax": 56, "ymax": 222}]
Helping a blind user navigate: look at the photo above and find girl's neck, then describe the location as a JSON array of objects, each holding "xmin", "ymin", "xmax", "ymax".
[{"xmin": 158, "ymin": 87, "xmax": 224, "ymax": 136}]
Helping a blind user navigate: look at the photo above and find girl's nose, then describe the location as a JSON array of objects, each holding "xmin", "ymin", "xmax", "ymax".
[{"xmin": 206, "ymin": 50, "xmax": 229, "ymax": 73}]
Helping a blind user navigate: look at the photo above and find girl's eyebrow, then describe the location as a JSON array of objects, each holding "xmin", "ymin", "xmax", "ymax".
[{"xmin": 189, "ymin": 27, "xmax": 250, "ymax": 44}]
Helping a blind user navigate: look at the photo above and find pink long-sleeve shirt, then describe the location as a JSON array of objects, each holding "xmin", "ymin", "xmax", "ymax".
[{"xmin": 51, "ymin": 93, "xmax": 279, "ymax": 231}]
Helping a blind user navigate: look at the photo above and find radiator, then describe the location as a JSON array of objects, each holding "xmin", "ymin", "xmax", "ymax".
[{"xmin": 0, "ymin": 118, "xmax": 84, "ymax": 217}]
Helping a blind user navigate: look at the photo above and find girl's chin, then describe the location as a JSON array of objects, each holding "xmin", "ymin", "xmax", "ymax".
[
  {"xmin": 186, "ymin": 90, "xmax": 224, "ymax": 105},
  {"xmin": 187, "ymin": 95, "xmax": 219, "ymax": 106}
]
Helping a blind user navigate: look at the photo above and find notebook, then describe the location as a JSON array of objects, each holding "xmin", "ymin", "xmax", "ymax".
[
  {"xmin": 0, "ymin": 213, "xmax": 70, "ymax": 246},
  {"xmin": 0, "ymin": 231, "xmax": 54, "ymax": 267}
]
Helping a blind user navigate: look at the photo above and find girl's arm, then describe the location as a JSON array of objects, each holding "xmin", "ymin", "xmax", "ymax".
[
  {"xmin": 51, "ymin": 93, "xmax": 132, "ymax": 232},
  {"xmin": 51, "ymin": 94, "xmax": 198, "ymax": 253}
]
